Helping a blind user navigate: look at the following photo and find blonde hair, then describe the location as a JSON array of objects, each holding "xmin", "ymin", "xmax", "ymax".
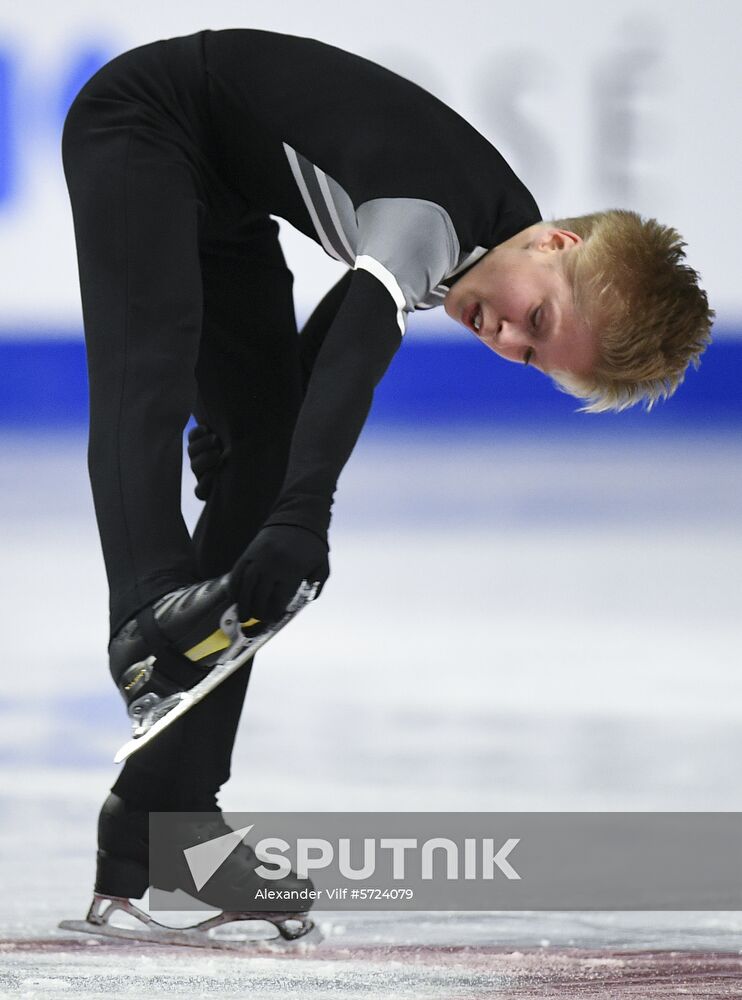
[{"xmin": 544, "ymin": 209, "xmax": 715, "ymax": 413}]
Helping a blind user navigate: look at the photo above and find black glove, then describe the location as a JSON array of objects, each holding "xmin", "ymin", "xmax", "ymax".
[
  {"xmin": 187, "ymin": 424, "xmax": 228, "ymax": 501},
  {"xmin": 229, "ymin": 524, "xmax": 330, "ymax": 624}
]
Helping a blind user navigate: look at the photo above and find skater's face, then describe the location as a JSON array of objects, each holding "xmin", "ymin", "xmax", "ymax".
[{"xmin": 443, "ymin": 225, "xmax": 598, "ymax": 379}]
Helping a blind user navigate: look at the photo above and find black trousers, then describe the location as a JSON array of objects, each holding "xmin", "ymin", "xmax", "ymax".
[{"xmin": 62, "ymin": 34, "xmax": 304, "ymax": 809}]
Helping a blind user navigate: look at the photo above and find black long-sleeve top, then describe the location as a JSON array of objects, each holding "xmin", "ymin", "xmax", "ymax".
[{"xmin": 200, "ymin": 28, "xmax": 542, "ymax": 538}]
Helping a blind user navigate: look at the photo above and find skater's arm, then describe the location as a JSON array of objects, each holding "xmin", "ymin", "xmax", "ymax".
[
  {"xmin": 230, "ymin": 198, "xmax": 459, "ymax": 620},
  {"xmin": 263, "ymin": 266, "xmax": 403, "ymax": 538},
  {"xmin": 228, "ymin": 266, "xmax": 403, "ymax": 621}
]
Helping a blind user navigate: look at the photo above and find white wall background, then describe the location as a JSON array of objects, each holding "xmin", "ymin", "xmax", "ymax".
[{"xmin": 1, "ymin": 0, "xmax": 739, "ymax": 335}]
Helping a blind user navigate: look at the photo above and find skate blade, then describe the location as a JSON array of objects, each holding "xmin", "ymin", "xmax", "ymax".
[
  {"xmin": 114, "ymin": 580, "xmax": 318, "ymax": 764},
  {"xmin": 59, "ymin": 894, "xmax": 321, "ymax": 951},
  {"xmin": 58, "ymin": 916, "xmax": 323, "ymax": 951}
]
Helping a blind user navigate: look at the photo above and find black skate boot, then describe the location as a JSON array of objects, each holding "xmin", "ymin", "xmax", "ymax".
[
  {"xmin": 110, "ymin": 574, "xmax": 318, "ymax": 761},
  {"xmin": 58, "ymin": 793, "xmax": 320, "ymax": 948},
  {"xmin": 96, "ymin": 792, "xmax": 314, "ymax": 908}
]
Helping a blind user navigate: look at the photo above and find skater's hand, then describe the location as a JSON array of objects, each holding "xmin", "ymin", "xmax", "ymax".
[
  {"xmin": 229, "ymin": 525, "xmax": 330, "ymax": 624},
  {"xmin": 187, "ymin": 424, "xmax": 228, "ymax": 500}
]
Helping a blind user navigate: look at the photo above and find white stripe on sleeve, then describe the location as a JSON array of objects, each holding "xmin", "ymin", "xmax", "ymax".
[{"xmin": 354, "ymin": 254, "xmax": 408, "ymax": 336}]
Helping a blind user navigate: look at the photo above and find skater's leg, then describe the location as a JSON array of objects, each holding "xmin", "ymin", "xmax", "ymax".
[
  {"xmin": 62, "ymin": 92, "xmax": 207, "ymax": 640},
  {"xmin": 111, "ymin": 208, "xmax": 304, "ymax": 809}
]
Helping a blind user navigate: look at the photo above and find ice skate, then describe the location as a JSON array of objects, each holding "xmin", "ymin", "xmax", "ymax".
[
  {"xmin": 59, "ymin": 793, "xmax": 322, "ymax": 950},
  {"xmin": 110, "ymin": 574, "xmax": 319, "ymax": 763}
]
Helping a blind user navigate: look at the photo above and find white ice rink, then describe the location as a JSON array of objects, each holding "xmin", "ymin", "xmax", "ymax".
[{"xmin": 0, "ymin": 424, "xmax": 741, "ymax": 996}]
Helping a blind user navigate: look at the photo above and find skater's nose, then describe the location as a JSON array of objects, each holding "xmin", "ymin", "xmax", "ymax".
[{"xmin": 485, "ymin": 319, "xmax": 533, "ymax": 365}]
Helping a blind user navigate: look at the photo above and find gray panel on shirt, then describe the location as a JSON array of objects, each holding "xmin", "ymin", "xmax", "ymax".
[{"xmin": 355, "ymin": 198, "xmax": 461, "ymax": 311}]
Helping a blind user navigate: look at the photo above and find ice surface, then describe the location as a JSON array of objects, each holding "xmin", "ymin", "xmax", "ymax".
[{"xmin": 0, "ymin": 425, "xmax": 741, "ymax": 997}]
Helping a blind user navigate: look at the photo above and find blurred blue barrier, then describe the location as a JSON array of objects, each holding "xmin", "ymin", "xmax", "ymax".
[{"xmin": 1, "ymin": 330, "xmax": 739, "ymax": 429}]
